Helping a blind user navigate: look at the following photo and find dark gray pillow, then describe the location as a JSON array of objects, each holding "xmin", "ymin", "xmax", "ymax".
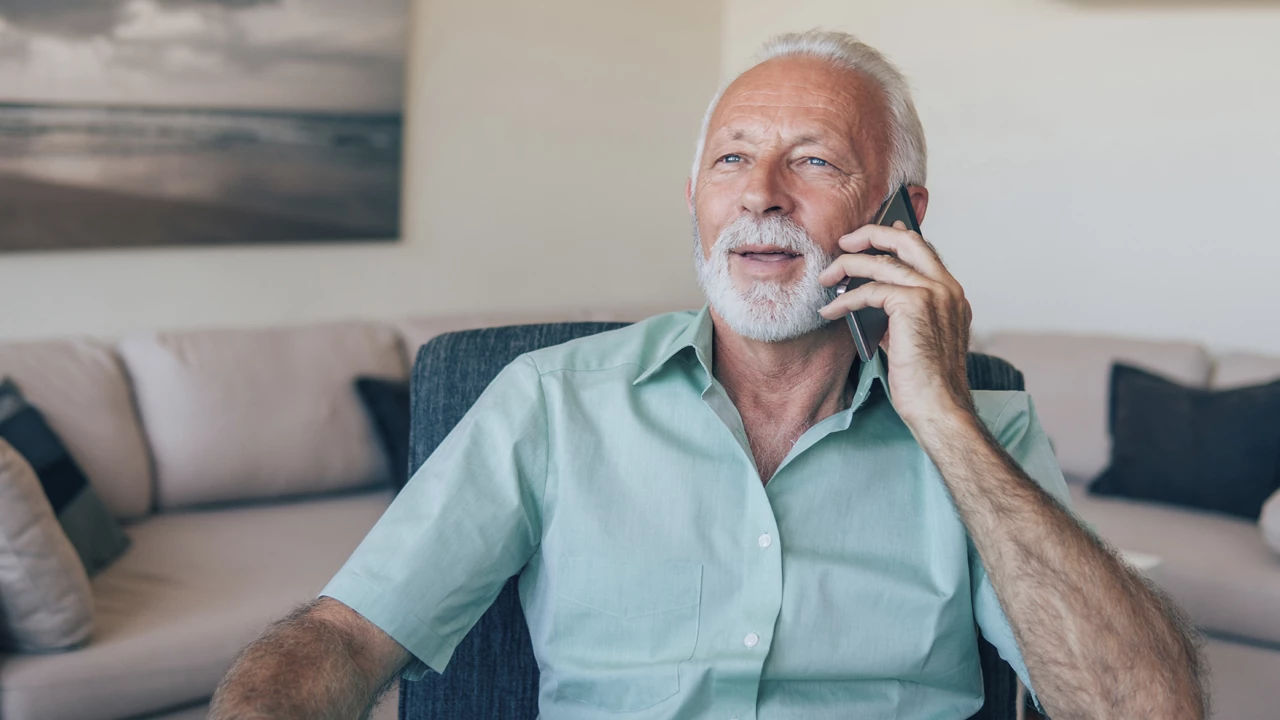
[
  {"xmin": 0, "ymin": 378, "xmax": 130, "ymax": 575},
  {"xmin": 1089, "ymin": 363, "xmax": 1280, "ymax": 519},
  {"xmin": 354, "ymin": 376, "xmax": 410, "ymax": 490}
]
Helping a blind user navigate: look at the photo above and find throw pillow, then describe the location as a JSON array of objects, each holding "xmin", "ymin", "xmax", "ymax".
[
  {"xmin": 355, "ymin": 377, "xmax": 411, "ymax": 490},
  {"xmin": 0, "ymin": 438, "xmax": 94, "ymax": 651},
  {"xmin": 0, "ymin": 378, "xmax": 130, "ymax": 575},
  {"xmin": 1262, "ymin": 489, "xmax": 1280, "ymax": 555},
  {"xmin": 1090, "ymin": 363, "xmax": 1280, "ymax": 519}
]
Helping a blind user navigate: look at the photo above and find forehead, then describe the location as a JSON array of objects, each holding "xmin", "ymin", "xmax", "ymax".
[{"xmin": 707, "ymin": 55, "xmax": 888, "ymax": 150}]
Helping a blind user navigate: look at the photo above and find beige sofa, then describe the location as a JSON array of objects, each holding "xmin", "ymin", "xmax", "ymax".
[
  {"xmin": 0, "ymin": 308, "xmax": 660, "ymax": 720},
  {"xmin": 979, "ymin": 332, "xmax": 1280, "ymax": 720},
  {"xmin": 1, "ymin": 313, "xmax": 1277, "ymax": 719}
]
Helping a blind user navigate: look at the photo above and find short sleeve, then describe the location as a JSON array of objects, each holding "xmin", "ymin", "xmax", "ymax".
[
  {"xmin": 320, "ymin": 354, "xmax": 548, "ymax": 677},
  {"xmin": 969, "ymin": 392, "xmax": 1072, "ymax": 707}
]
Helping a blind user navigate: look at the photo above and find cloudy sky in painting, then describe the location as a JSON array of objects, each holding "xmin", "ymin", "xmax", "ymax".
[{"xmin": 0, "ymin": 0, "xmax": 407, "ymax": 112}]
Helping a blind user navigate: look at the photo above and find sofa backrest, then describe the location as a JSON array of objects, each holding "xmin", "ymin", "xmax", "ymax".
[
  {"xmin": 11, "ymin": 308, "xmax": 1274, "ymax": 515},
  {"xmin": 0, "ymin": 338, "xmax": 154, "ymax": 520},
  {"xmin": 118, "ymin": 321, "xmax": 407, "ymax": 510},
  {"xmin": 981, "ymin": 332, "xmax": 1212, "ymax": 482},
  {"xmin": 1212, "ymin": 352, "xmax": 1280, "ymax": 389}
]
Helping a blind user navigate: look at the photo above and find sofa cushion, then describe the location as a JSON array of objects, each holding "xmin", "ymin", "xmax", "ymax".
[
  {"xmin": 0, "ymin": 339, "xmax": 153, "ymax": 520},
  {"xmin": 1068, "ymin": 483, "xmax": 1280, "ymax": 645},
  {"xmin": 0, "ymin": 439, "xmax": 94, "ymax": 652},
  {"xmin": 1201, "ymin": 636, "xmax": 1280, "ymax": 720},
  {"xmin": 981, "ymin": 332, "xmax": 1211, "ymax": 480},
  {"xmin": 1213, "ymin": 352, "xmax": 1280, "ymax": 389},
  {"xmin": 0, "ymin": 490, "xmax": 391, "ymax": 720},
  {"xmin": 1090, "ymin": 363, "xmax": 1280, "ymax": 519},
  {"xmin": 0, "ymin": 379, "xmax": 131, "ymax": 576},
  {"xmin": 119, "ymin": 321, "xmax": 407, "ymax": 509}
]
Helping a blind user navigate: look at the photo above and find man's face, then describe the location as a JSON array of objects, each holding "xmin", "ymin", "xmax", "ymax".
[{"xmin": 691, "ymin": 55, "xmax": 892, "ymax": 342}]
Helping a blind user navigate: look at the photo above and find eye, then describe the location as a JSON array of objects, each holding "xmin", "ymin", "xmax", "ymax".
[
  {"xmin": 804, "ymin": 157, "xmax": 830, "ymax": 167},
  {"xmin": 717, "ymin": 153, "xmax": 743, "ymax": 164}
]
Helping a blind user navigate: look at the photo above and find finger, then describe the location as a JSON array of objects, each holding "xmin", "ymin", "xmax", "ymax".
[
  {"xmin": 837, "ymin": 222, "xmax": 942, "ymax": 272},
  {"xmin": 818, "ymin": 251, "xmax": 940, "ymax": 290},
  {"xmin": 819, "ymin": 251, "xmax": 934, "ymax": 286},
  {"xmin": 836, "ymin": 223, "xmax": 948, "ymax": 281},
  {"xmin": 818, "ymin": 280, "xmax": 930, "ymax": 320}
]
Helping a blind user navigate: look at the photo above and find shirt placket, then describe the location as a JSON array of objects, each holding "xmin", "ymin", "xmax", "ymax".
[{"xmin": 700, "ymin": 378, "xmax": 784, "ymax": 720}]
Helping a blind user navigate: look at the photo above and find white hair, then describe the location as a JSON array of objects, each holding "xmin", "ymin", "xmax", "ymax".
[{"xmin": 690, "ymin": 29, "xmax": 927, "ymax": 201}]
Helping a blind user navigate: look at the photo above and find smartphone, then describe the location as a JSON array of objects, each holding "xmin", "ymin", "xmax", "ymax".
[{"xmin": 834, "ymin": 185, "xmax": 921, "ymax": 363}]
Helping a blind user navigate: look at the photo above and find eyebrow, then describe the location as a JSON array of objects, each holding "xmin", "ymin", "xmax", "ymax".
[{"xmin": 714, "ymin": 127, "xmax": 863, "ymax": 172}]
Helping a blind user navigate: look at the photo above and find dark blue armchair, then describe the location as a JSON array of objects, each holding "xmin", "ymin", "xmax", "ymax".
[{"xmin": 400, "ymin": 321, "xmax": 1026, "ymax": 720}]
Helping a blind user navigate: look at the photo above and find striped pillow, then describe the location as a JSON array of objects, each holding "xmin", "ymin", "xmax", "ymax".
[
  {"xmin": 0, "ymin": 438, "xmax": 94, "ymax": 651},
  {"xmin": 0, "ymin": 378, "xmax": 130, "ymax": 576}
]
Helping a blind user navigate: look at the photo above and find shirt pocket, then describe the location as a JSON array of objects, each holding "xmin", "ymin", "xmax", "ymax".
[{"xmin": 550, "ymin": 556, "xmax": 702, "ymax": 712}]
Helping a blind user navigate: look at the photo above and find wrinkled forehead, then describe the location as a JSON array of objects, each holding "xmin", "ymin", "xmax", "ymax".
[{"xmin": 707, "ymin": 55, "xmax": 890, "ymax": 155}]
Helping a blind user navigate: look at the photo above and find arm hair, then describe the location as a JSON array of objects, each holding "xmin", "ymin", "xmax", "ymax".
[{"xmin": 209, "ymin": 597, "xmax": 410, "ymax": 720}]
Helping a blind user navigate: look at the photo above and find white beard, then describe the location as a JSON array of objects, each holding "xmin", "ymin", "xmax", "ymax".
[{"xmin": 693, "ymin": 213, "xmax": 837, "ymax": 343}]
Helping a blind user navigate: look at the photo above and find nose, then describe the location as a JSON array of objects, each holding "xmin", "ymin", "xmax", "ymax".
[{"xmin": 739, "ymin": 157, "xmax": 794, "ymax": 217}]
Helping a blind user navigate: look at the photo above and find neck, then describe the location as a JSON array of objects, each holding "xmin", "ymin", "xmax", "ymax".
[{"xmin": 710, "ymin": 310, "xmax": 859, "ymax": 427}]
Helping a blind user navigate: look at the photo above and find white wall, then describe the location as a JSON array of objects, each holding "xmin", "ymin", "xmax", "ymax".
[
  {"xmin": 0, "ymin": 0, "xmax": 718, "ymax": 341},
  {"xmin": 723, "ymin": 0, "xmax": 1280, "ymax": 354},
  {"xmin": 9, "ymin": 0, "xmax": 1280, "ymax": 356}
]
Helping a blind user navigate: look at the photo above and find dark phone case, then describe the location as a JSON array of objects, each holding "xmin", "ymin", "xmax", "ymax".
[{"xmin": 838, "ymin": 185, "xmax": 921, "ymax": 362}]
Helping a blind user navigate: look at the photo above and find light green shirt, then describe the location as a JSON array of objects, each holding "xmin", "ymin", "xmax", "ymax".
[{"xmin": 322, "ymin": 307, "xmax": 1071, "ymax": 719}]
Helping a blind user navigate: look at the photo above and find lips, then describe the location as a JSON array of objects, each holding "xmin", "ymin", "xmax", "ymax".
[{"xmin": 732, "ymin": 245, "xmax": 801, "ymax": 262}]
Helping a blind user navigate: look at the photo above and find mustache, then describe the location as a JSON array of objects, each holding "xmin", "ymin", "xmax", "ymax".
[{"xmin": 714, "ymin": 215, "xmax": 815, "ymax": 254}]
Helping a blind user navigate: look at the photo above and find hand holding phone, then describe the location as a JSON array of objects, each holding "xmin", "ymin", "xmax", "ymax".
[{"xmin": 834, "ymin": 185, "xmax": 921, "ymax": 363}]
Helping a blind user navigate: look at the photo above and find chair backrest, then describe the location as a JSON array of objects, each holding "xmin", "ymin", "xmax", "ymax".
[{"xmin": 401, "ymin": 321, "xmax": 1024, "ymax": 720}]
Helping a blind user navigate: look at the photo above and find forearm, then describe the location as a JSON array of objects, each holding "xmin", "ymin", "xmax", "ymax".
[
  {"xmin": 914, "ymin": 408, "xmax": 1205, "ymax": 719},
  {"xmin": 210, "ymin": 601, "xmax": 393, "ymax": 720}
]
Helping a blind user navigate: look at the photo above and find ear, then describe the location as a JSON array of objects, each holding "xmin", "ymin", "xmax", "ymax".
[
  {"xmin": 685, "ymin": 177, "xmax": 694, "ymax": 214},
  {"xmin": 907, "ymin": 185, "xmax": 929, "ymax": 225}
]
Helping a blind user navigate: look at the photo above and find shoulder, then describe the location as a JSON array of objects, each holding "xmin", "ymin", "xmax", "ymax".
[
  {"xmin": 970, "ymin": 389, "xmax": 1036, "ymax": 439},
  {"xmin": 970, "ymin": 389, "xmax": 1071, "ymax": 506}
]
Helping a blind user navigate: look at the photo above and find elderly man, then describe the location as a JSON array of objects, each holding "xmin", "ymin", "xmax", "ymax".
[{"xmin": 212, "ymin": 30, "xmax": 1204, "ymax": 719}]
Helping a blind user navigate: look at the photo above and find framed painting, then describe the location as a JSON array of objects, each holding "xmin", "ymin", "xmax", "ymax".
[{"xmin": 0, "ymin": 0, "xmax": 406, "ymax": 252}]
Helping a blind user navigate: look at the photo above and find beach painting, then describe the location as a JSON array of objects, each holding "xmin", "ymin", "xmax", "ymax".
[{"xmin": 0, "ymin": 0, "xmax": 406, "ymax": 252}]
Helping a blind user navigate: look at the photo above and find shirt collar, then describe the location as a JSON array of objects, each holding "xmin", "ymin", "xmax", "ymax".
[
  {"xmin": 847, "ymin": 342, "xmax": 891, "ymax": 416},
  {"xmin": 633, "ymin": 305, "xmax": 891, "ymax": 412},
  {"xmin": 633, "ymin": 305, "xmax": 715, "ymax": 386}
]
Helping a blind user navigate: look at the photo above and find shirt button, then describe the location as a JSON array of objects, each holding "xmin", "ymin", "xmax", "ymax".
[
  {"xmin": 757, "ymin": 533, "xmax": 772, "ymax": 548},
  {"xmin": 743, "ymin": 632, "xmax": 760, "ymax": 648}
]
